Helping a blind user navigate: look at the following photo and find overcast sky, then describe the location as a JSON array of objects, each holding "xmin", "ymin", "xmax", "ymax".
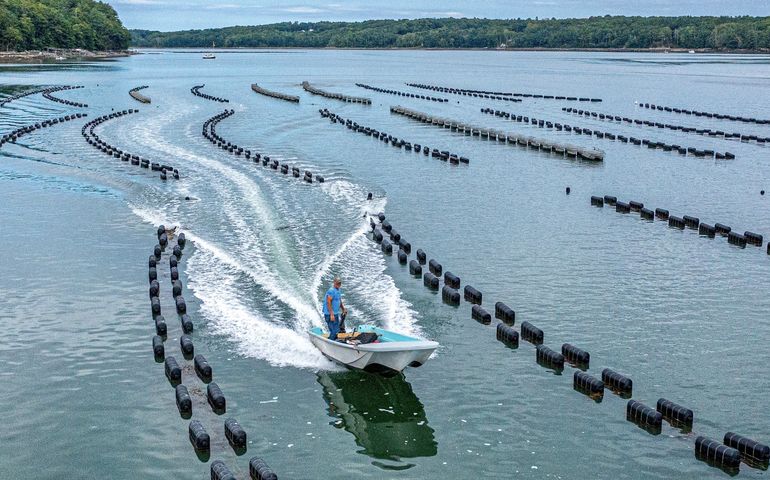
[{"xmin": 109, "ymin": 0, "xmax": 770, "ymax": 31}]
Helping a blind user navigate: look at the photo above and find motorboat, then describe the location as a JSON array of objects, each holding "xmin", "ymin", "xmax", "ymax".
[
  {"xmin": 203, "ymin": 41, "xmax": 216, "ymax": 59},
  {"xmin": 309, "ymin": 324, "xmax": 438, "ymax": 374}
]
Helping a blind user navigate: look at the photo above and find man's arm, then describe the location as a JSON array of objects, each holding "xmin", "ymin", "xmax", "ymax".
[{"xmin": 326, "ymin": 294, "xmax": 335, "ymax": 321}]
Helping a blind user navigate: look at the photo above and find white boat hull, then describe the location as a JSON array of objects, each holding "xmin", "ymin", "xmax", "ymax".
[{"xmin": 309, "ymin": 326, "xmax": 437, "ymax": 373}]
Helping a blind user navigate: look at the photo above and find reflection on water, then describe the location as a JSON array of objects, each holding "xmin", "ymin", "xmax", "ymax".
[{"xmin": 317, "ymin": 371, "xmax": 437, "ymax": 470}]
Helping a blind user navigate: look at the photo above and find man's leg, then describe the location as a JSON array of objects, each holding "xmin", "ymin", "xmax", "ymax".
[{"xmin": 325, "ymin": 314, "xmax": 339, "ymax": 340}]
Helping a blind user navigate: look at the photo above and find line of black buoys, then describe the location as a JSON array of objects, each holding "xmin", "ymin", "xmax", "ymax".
[
  {"xmin": 176, "ymin": 384, "xmax": 192, "ymax": 416},
  {"xmin": 637, "ymin": 101, "xmax": 770, "ymax": 126},
  {"xmin": 251, "ymin": 83, "xmax": 299, "ymax": 103},
  {"xmin": 81, "ymin": 109, "xmax": 180, "ymax": 180},
  {"xmin": 423, "ymin": 272, "xmax": 439, "ymax": 290},
  {"xmin": 656, "ymin": 398, "xmax": 693, "ymax": 429},
  {"xmin": 483, "ymin": 107, "xmax": 731, "ymax": 159},
  {"xmin": 561, "ymin": 343, "xmax": 590, "ymax": 367},
  {"xmin": 355, "ymin": 83, "xmax": 448, "ymax": 102},
  {"xmin": 224, "ymin": 418, "xmax": 248, "ymax": 450},
  {"xmin": 471, "ymin": 305, "xmax": 491, "ymax": 324},
  {"xmin": 0, "ymin": 112, "xmax": 87, "ymax": 149},
  {"xmin": 444, "ymin": 272, "xmax": 461, "ymax": 289},
  {"xmin": 573, "ymin": 371, "xmax": 604, "ymax": 399},
  {"xmin": 0, "ymin": 85, "xmax": 57, "ymax": 107},
  {"xmin": 602, "ymin": 368, "xmax": 633, "ymax": 396},
  {"xmin": 723, "ymin": 432, "xmax": 770, "ymax": 463},
  {"xmin": 211, "ymin": 460, "xmax": 237, "ymax": 480},
  {"xmin": 494, "ymin": 302, "xmax": 515, "ymax": 325},
  {"xmin": 441, "ymin": 285, "xmax": 461, "ymax": 306},
  {"xmin": 190, "ymin": 84, "xmax": 229, "ymax": 103},
  {"xmin": 249, "ymin": 457, "xmax": 278, "ymax": 480},
  {"xmin": 406, "ymin": 82, "xmax": 600, "ymax": 102},
  {"xmin": 301, "ymin": 81, "xmax": 370, "ymax": 104},
  {"xmin": 391, "ymin": 105, "xmax": 605, "ymax": 161},
  {"xmin": 319, "ymin": 108, "xmax": 470, "ymax": 164},
  {"xmin": 520, "ymin": 321, "xmax": 544, "ymax": 345},
  {"xmin": 129, "ymin": 85, "xmax": 151, "ymax": 104},
  {"xmin": 207, "ymin": 382, "xmax": 227, "ymax": 413},
  {"xmin": 596, "ymin": 194, "xmax": 767, "ymax": 252},
  {"xmin": 563, "ymin": 106, "xmax": 766, "ymax": 146},
  {"xmin": 165, "ymin": 356, "xmax": 181, "ymax": 383},
  {"xmin": 695, "ymin": 436, "xmax": 742, "ymax": 471},
  {"xmin": 464, "ymin": 285, "xmax": 482, "ymax": 304},
  {"xmin": 626, "ymin": 400, "xmax": 663, "ymax": 433},
  {"xmin": 189, "ymin": 419, "xmax": 210, "ymax": 452},
  {"xmin": 152, "ymin": 335, "xmax": 165, "ymax": 357},
  {"xmin": 408, "ymin": 260, "xmax": 422, "ymax": 276},
  {"xmin": 203, "ymin": 109, "xmax": 327, "ymax": 186},
  {"xmin": 41, "ymin": 85, "xmax": 88, "ymax": 108},
  {"xmin": 496, "ymin": 323, "xmax": 519, "ymax": 346},
  {"xmin": 536, "ymin": 344, "xmax": 565, "ymax": 370}
]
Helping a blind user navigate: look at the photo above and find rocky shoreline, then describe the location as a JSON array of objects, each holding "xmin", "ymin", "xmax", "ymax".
[{"xmin": 0, "ymin": 49, "xmax": 132, "ymax": 63}]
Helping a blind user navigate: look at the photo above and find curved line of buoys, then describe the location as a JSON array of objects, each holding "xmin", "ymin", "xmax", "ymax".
[
  {"xmin": 390, "ymin": 105, "xmax": 605, "ymax": 161},
  {"xmin": 319, "ymin": 108, "xmax": 469, "ymax": 164},
  {"xmin": 0, "ymin": 86, "xmax": 55, "ymax": 107},
  {"xmin": 81, "ymin": 109, "xmax": 180, "ymax": 180},
  {"xmin": 191, "ymin": 84, "xmax": 229, "ymax": 103},
  {"xmin": 148, "ymin": 226, "xmax": 279, "ymax": 477},
  {"xmin": 355, "ymin": 83, "xmax": 448, "ymax": 102},
  {"xmin": 593, "ymin": 194, "xmax": 766, "ymax": 253},
  {"xmin": 41, "ymin": 85, "xmax": 87, "ymax": 108},
  {"xmin": 202, "ymin": 109, "xmax": 326, "ymax": 184},
  {"xmin": 301, "ymin": 81, "xmax": 371, "ymax": 104},
  {"xmin": 129, "ymin": 85, "xmax": 151, "ymax": 104},
  {"xmin": 483, "ymin": 107, "xmax": 734, "ymax": 159},
  {"xmin": 563, "ymin": 107, "xmax": 765, "ymax": 147},
  {"xmin": 0, "ymin": 113, "xmax": 87, "ymax": 148},
  {"xmin": 366, "ymin": 210, "xmax": 766, "ymax": 475},
  {"xmin": 251, "ymin": 83, "xmax": 299, "ymax": 103},
  {"xmin": 637, "ymin": 101, "xmax": 770, "ymax": 125},
  {"xmin": 406, "ymin": 82, "xmax": 602, "ymax": 102}
]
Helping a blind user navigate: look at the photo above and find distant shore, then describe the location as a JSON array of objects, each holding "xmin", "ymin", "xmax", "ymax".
[
  {"xmin": 136, "ymin": 46, "xmax": 770, "ymax": 55},
  {"xmin": 0, "ymin": 49, "xmax": 132, "ymax": 63}
]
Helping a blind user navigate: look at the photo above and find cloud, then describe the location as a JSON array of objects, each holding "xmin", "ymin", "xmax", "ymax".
[{"xmin": 282, "ymin": 6, "xmax": 325, "ymax": 13}]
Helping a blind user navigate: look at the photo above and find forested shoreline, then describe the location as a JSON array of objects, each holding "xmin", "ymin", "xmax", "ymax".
[
  {"xmin": 130, "ymin": 17, "xmax": 770, "ymax": 50},
  {"xmin": 0, "ymin": 0, "xmax": 130, "ymax": 51}
]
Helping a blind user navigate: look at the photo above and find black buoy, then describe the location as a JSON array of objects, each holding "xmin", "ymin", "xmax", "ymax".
[
  {"xmin": 249, "ymin": 457, "xmax": 278, "ymax": 480},
  {"xmin": 602, "ymin": 368, "xmax": 633, "ymax": 396},
  {"xmin": 224, "ymin": 418, "xmax": 247, "ymax": 450},
  {"xmin": 152, "ymin": 335, "xmax": 164, "ymax": 357},
  {"xmin": 208, "ymin": 382, "xmax": 226, "ymax": 413},
  {"xmin": 496, "ymin": 323, "xmax": 518, "ymax": 346},
  {"xmin": 175, "ymin": 384, "xmax": 192, "ymax": 415},
  {"xmin": 195, "ymin": 354, "xmax": 212, "ymax": 381},
  {"xmin": 521, "ymin": 321, "xmax": 543, "ymax": 344},
  {"xmin": 180, "ymin": 334, "xmax": 194, "ymax": 356},
  {"xmin": 494, "ymin": 302, "xmax": 515, "ymax": 325},
  {"xmin": 164, "ymin": 356, "xmax": 181, "ymax": 382},
  {"xmin": 155, "ymin": 314, "xmax": 167, "ymax": 336},
  {"xmin": 566, "ymin": 186, "xmax": 571, "ymax": 195},
  {"xmin": 181, "ymin": 313, "xmax": 193, "ymax": 333},
  {"xmin": 189, "ymin": 420, "xmax": 210, "ymax": 452}
]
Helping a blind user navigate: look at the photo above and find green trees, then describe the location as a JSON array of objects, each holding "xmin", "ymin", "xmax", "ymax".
[
  {"xmin": 130, "ymin": 16, "xmax": 770, "ymax": 50},
  {"xmin": 0, "ymin": 0, "xmax": 129, "ymax": 51}
]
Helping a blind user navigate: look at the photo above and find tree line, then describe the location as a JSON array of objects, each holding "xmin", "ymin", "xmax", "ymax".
[
  {"xmin": 0, "ymin": 0, "xmax": 130, "ymax": 51},
  {"xmin": 130, "ymin": 16, "xmax": 770, "ymax": 50}
]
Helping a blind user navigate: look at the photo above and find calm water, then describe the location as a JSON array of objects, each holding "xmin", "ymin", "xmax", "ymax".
[{"xmin": 1, "ymin": 50, "xmax": 769, "ymax": 479}]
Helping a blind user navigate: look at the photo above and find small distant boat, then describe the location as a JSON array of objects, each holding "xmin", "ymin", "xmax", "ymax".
[
  {"xmin": 309, "ymin": 324, "xmax": 438, "ymax": 374},
  {"xmin": 203, "ymin": 41, "xmax": 216, "ymax": 59},
  {"xmin": 688, "ymin": 50, "xmax": 696, "ymax": 54}
]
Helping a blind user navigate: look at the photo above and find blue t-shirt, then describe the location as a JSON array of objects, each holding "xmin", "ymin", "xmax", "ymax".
[{"xmin": 322, "ymin": 287, "xmax": 341, "ymax": 315}]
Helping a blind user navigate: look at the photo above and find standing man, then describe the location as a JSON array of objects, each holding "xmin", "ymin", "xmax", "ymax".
[{"xmin": 323, "ymin": 277, "xmax": 347, "ymax": 341}]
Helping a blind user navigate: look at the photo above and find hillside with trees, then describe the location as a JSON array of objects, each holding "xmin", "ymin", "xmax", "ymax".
[
  {"xmin": 130, "ymin": 16, "xmax": 770, "ymax": 50},
  {"xmin": 0, "ymin": 0, "xmax": 130, "ymax": 51}
]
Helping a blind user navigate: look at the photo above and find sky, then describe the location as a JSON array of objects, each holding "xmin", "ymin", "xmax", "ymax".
[{"xmin": 107, "ymin": 0, "xmax": 770, "ymax": 32}]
